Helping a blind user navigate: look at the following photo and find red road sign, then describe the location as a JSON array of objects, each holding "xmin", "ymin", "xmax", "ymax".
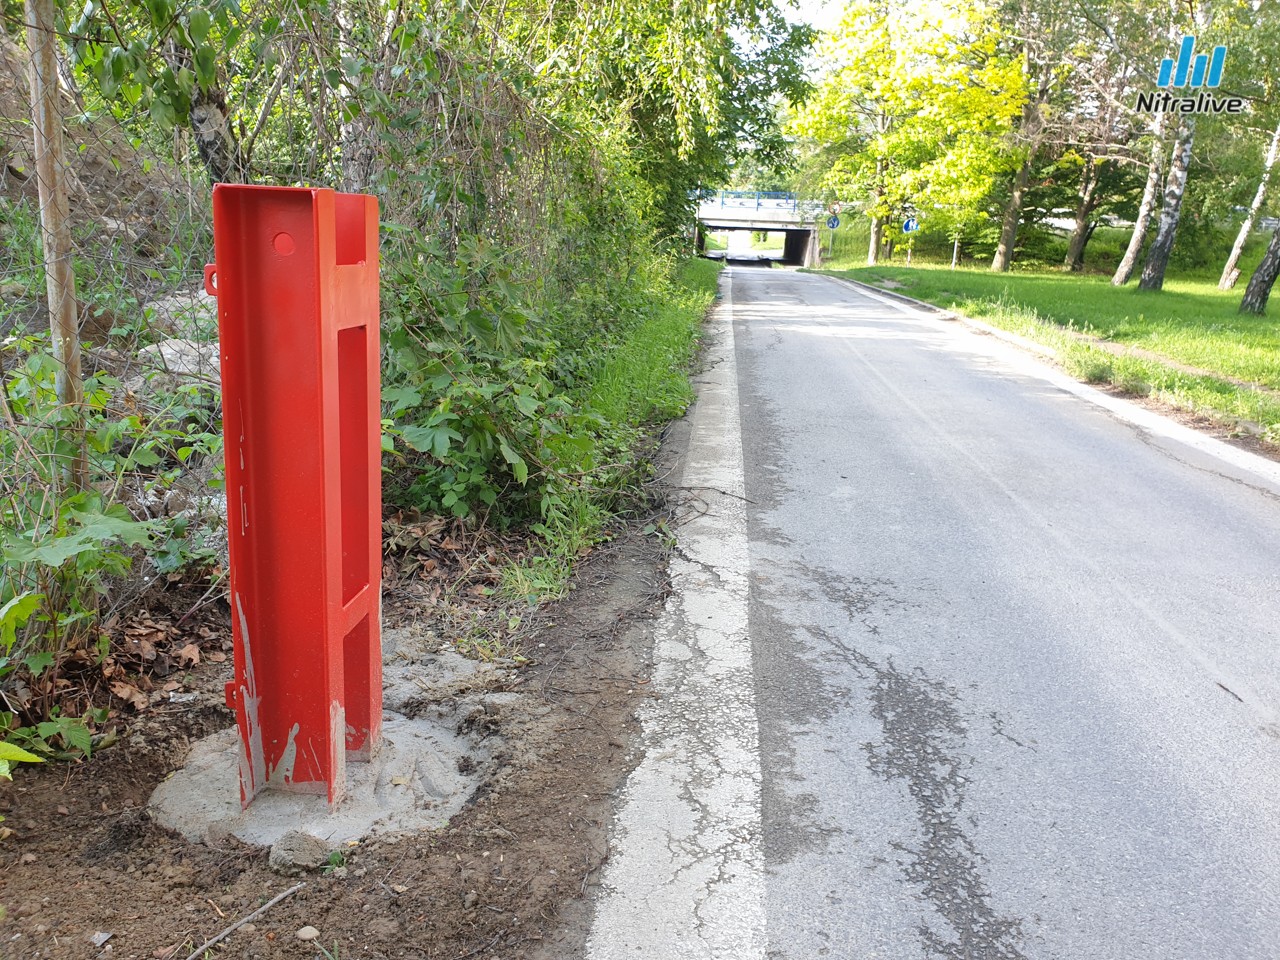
[{"xmin": 205, "ymin": 185, "xmax": 383, "ymax": 807}]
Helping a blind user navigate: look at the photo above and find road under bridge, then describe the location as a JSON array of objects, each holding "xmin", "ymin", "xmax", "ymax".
[{"xmin": 697, "ymin": 192, "xmax": 823, "ymax": 267}]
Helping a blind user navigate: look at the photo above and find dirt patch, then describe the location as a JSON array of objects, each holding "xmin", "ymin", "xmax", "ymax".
[{"xmin": 0, "ymin": 525, "xmax": 669, "ymax": 960}]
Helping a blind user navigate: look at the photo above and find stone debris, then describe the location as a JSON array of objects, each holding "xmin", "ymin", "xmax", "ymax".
[
  {"xmin": 268, "ymin": 831, "xmax": 333, "ymax": 875},
  {"xmin": 143, "ymin": 288, "xmax": 218, "ymax": 338}
]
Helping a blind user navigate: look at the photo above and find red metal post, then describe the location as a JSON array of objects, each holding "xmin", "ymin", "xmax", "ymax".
[{"xmin": 205, "ymin": 185, "xmax": 382, "ymax": 807}]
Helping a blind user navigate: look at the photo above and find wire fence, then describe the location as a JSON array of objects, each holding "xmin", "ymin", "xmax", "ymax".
[{"xmin": 1, "ymin": 16, "xmax": 231, "ymax": 627}]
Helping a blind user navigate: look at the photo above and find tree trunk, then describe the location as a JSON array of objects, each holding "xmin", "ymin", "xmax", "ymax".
[
  {"xmin": 1240, "ymin": 228, "xmax": 1280, "ymax": 315},
  {"xmin": 1071, "ymin": 222, "xmax": 1098, "ymax": 271},
  {"xmin": 992, "ymin": 152, "xmax": 1033, "ymax": 272},
  {"xmin": 1113, "ymin": 125, "xmax": 1166, "ymax": 286},
  {"xmin": 1064, "ymin": 157, "xmax": 1100, "ymax": 271},
  {"xmin": 168, "ymin": 43, "xmax": 245, "ymax": 184},
  {"xmin": 190, "ymin": 89, "xmax": 245, "ymax": 183},
  {"xmin": 951, "ymin": 236, "xmax": 960, "ymax": 269},
  {"xmin": 1219, "ymin": 120, "xmax": 1280, "ymax": 290},
  {"xmin": 337, "ymin": 1, "xmax": 400, "ymax": 193},
  {"xmin": 1138, "ymin": 117, "xmax": 1196, "ymax": 291},
  {"xmin": 26, "ymin": 0, "xmax": 86, "ymax": 493},
  {"xmin": 867, "ymin": 157, "xmax": 886, "ymax": 265},
  {"xmin": 992, "ymin": 67, "xmax": 1049, "ymax": 274}
]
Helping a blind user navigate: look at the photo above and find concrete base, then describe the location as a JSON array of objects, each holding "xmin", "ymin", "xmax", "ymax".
[{"xmin": 150, "ymin": 712, "xmax": 485, "ymax": 848}]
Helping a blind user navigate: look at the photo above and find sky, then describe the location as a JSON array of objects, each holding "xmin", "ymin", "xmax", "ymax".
[{"xmin": 790, "ymin": 0, "xmax": 843, "ymax": 33}]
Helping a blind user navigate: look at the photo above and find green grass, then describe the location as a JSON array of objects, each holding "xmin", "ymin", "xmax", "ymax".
[
  {"xmin": 749, "ymin": 231, "xmax": 785, "ymax": 252},
  {"xmin": 825, "ymin": 263, "xmax": 1280, "ymax": 443},
  {"xmin": 588, "ymin": 257, "xmax": 719, "ymax": 426},
  {"xmin": 499, "ymin": 256, "xmax": 721, "ymax": 604}
]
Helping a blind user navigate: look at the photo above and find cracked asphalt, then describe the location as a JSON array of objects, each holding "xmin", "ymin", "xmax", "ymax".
[{"xmin": 587, "ymin": 267, "xmax": 1280, "ymax": 959}]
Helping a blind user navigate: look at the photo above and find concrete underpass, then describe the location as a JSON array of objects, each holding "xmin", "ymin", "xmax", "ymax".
[
  {"xmin": 696, "ymin": 192, "xmax": 823, "ymax": 267},
  {"xmin": 698, "ymin": 225, "xmax": 820, "ymax": 267}
]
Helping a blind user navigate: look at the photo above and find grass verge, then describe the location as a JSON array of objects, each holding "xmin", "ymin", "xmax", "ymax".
[
  {"xmin": 497, "ymin": 257, "xmax": 721, "ymax": 603},
  {"xmin": 825, "ymin": 264, "xmax": 1280, "ymax": 444}
]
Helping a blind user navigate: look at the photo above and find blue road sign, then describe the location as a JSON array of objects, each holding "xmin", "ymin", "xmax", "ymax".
[
  {"xmin": 827, "ymin": 215, "xmax": 840, "ymax": 229},
  {"xmin": 903, "ymin": 218, "xmax": 920, "ymax": 233}
]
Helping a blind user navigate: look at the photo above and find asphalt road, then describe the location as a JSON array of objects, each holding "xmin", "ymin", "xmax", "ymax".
[{"xmin": 586, "ymin": 267, "xmax": 1280, "ymax": 960}]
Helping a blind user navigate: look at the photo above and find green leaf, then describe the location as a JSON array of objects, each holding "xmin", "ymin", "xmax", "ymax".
[
  {"xmin": 398, "ymin": 424, "xmax": 435, "ymax": 453},
  {"xmin": 513, "ymin": 391, "xmax": 539, "ymax": 417},
  {"xmin": 149, "ymin": 95, "xmax": 175, "ymax": 127},
  {"xmin": 61, "ymin": 721, "xmax": 93, "ymax": 756},
  {"xmin": 194, "ymin": 46, "xmax": 216, "ymax": 87},
  {"xmin": 3, "ymin": 505, "xmax": 154, "ymax": 568},
  {"xmin": 400, "ymin": 424, "xmax": 463, "ymax": 459},
  {"xmin": 188, "ymin": 8, "xmax": 211, "ymax": 44},
  {"xmin": 128, "ymin": 446, "xmax": 162, "ymax": 468},
  {"xmin": 381, "ymin": 385, "xmax": 422, "ymax": 414},
  {"xmin": 67, "ymin": 503, "xmax": 156, "ymax": 547},
  {"xmin": 0, "ymin": 742, "xmax": 44, "ymax": 764},
  {"xmin": 0, "ymin": 593, "xmax": 42, "ymax": 651},
  {"xmin": 146, "ymin": 0, "xmax": 170, "ymax": 29},
  {"xmin": 498, "ymin": 440, "xmax": 522, "ymax": 466},
  {"xmin": 22, "ymin": 651, "xmax": 55, "ymax": 675}
]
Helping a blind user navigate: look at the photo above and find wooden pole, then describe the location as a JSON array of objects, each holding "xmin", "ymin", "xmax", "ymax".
[{"xmin": 25, "ymin": 0, "xmax": 86, "ymax": 493}]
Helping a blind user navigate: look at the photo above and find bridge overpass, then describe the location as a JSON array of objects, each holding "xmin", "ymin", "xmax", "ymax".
[{"xmin": 696, "ymin": 192, "xmax": 826, "ymax": 267}]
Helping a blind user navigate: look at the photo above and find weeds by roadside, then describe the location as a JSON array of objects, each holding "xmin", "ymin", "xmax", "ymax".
[{"xmin": 384, "ymin": 259, "xmax": 719, "ymax": 650}]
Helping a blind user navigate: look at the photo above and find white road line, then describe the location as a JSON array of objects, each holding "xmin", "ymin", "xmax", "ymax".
[
  {"xmin": 823, "ymin": 273, "xmax": 1280, "ymax": 493},
  {"xmin": 586, "ymin": 270, "xmax": 767, "ymax": 960}
]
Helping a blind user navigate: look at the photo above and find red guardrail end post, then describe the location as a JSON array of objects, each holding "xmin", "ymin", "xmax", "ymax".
[{"xmin": 209, "ymin": 185, "xmax": 382, "ymax": 807}]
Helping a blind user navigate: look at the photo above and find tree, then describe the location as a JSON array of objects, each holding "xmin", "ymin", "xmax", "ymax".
[
  {"xmin": 914, "ymin": 134, "xmax": 1009, "ymax": 267},
  {"xmin": 1041, "ymin": 33, "xmax": 1147, "ymax": 273},
  {"xmin": 1219, "ymin": 121, "xmax": 1280, "ymax": 289},
  {"xmin": 789, "ymin": 0, "xmax": 898, "ymax": 264},
  {"xmin": 989, "ymin": 0, "xmax": 1081, "ymax": 272},
  {"xmin": 68, "ymin": 0, "xmax": 252, "ymax": 185},
  {"xmin": 1112, "ymin": 118, "xmax": 1165, "ymax": 285},
  {"xmin": 1137, "ymin": 115, "xmax": 1195, "ymax": 290},
  {"xmin": 1133, "ymin": 0, "xmax": 1218, "ymax": 291},
  {"xmin": 1240, "ymin": 229, "xmax": 1280, "ymax": 315},
  {"xmin": 791, "ymin": 0, "xmax": 1023, "ymax": 262},
  {"xmin": 24, "ymin": 0, "xmax": 85, "ymax": 493},
  {"xmin": 990, "ymin": 74, "xmax": 1050, "ymax": 272}
]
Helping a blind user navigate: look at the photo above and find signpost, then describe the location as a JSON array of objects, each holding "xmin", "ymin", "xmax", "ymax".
[
  {"xmin": 205, "ymin": 185, "xmax": 383, "ymax": 808},
  {"xmin": 902, "ymin": 217, "xmax": 920, "ymax": 264}
]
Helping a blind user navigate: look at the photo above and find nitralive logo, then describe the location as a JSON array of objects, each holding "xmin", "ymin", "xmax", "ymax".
[{"xmin": 1136, "ymin": 36, "xmax": 1245, "ymax": 115}]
